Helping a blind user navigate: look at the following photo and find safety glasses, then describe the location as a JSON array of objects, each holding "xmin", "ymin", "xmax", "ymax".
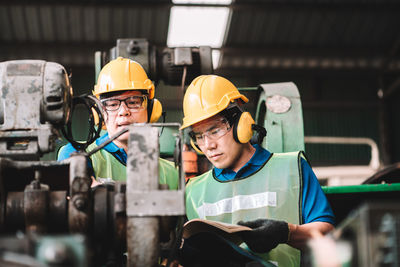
[
  {"xmin": 189, "ymin": 119, "xmax": 231, "ymax": 146},
  {"xmin": 101, "ymin": 95, "xmax": 147, "ymax": 112}
]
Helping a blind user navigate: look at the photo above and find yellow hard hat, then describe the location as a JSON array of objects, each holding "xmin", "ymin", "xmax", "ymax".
[
  {"xmin": 181, "ymin": 75, "xmax": 248, "ymax": 129},
  {"xmin": 93, "ymin": 57, "xmax": 155, "ymax": 99}
]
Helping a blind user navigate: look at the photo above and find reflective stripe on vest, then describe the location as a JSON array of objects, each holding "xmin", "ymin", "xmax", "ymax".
[{"xmin": 185, "ymin": 151, "xmax": 304, "ymax": 267}]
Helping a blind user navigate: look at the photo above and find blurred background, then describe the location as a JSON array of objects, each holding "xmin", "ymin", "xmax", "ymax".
[{"xmin": 1, "ymin": 0, "xmax": 400, "ymax": 185}]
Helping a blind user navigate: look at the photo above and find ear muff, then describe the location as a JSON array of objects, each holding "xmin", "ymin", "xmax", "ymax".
[
  {"xmin": 147, "ymin": 98, "xmax": 163, "ymax": 123},
  {"xmin": 190, "ymin": 139, "xmax": 204, "ymax": 155},
  {"xmin": 233, "ymin": 112, "xmax": 255, "ymax": 144},
  {"xmin": 92, "ymin": 107, "xmax": 107, "ymax": 130}
]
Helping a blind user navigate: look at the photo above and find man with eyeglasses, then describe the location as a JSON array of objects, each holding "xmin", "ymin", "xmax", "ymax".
[
  {"xmin": 58, "ymin": 57, "xmax": 178, "ymax": 190},
  {"xmin": 179, "ymin": 75, "xmax": 335, "ymax": 267}
]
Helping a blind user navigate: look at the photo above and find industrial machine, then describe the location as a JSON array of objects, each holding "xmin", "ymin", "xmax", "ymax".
[
  {"xmin": 1, "ymin": 39, "xmax": 399, "ymax": 266},
  {"xmin": 0, "ymin": 59, "xmax": 188, "ymax": 267},
  {"xmin": 0, "ymin": 37, "xmax": 215, "ymax": 266},
  {"xmin": 95, "ymin": 38, "xmax": 213, "ymax": 88}
]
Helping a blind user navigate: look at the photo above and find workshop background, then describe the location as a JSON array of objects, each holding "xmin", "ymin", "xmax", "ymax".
[{"xmin": 1, "ymin": 0, "xmax": 400, "ymax": 185}]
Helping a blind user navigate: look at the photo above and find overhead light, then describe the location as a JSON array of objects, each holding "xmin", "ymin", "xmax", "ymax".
[
  {"xmin": 172, "ymin": 0, "xmax": 232, "ymax": 4},
  {"xmin": 167, "ymin": 0, "xmax": 231, "ymax": 69}
]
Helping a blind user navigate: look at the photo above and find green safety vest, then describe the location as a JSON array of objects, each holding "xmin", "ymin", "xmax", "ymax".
[
  {"xmin": 185, "ymin": 151, "xmax": 304, "ymax": 267},
  {"xmin": 60, "ymin": 142, "xmax": 179, "ymax": 190}
]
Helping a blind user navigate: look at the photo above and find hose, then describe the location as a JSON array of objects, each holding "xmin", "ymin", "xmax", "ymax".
[{"xmin": 61, "ymin": 94, "xmax": 104, "ymax": 151}]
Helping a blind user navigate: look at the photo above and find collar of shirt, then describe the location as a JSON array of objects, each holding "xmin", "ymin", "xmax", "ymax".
[
  {"xmin": 96, "ymin": 133, "xmax": 127, "ymax": 164},
  {"xmin": 214, "ymin": 144, "xmax": 271, "ymax": 181}
]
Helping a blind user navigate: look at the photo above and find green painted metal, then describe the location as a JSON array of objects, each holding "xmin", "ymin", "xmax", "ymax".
[
  {"xmin": 159, "ymin": 126, "xmax": 178, "ymax": 157},
  {"xmin": 254, "ymin": 82, "xmax": 305, "ymax": 153},
  {"xmin": 322, "ymin": 183, "xmax": 400, "ymax": 194},
  {"xmin": 35, "ymin": 235, "xmax": 88, "ymax": 266}
]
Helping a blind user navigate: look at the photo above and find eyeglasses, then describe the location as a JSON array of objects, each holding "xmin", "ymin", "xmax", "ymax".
[
  {"xmin": 189, "ymin": 119, "xmax": 231, "ymax": 146},
  {"xmin": 101, "ymin": 95, "xmax": 147, "ymax": 112}
]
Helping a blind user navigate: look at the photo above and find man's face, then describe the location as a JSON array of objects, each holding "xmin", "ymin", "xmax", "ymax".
[
  {"xmin": 191, "ymin": 115, "xmax": 246, "ymax": 172},
  {"xmin": 102, "ymin": 90, "xmax": 148, "ymax": 149}
]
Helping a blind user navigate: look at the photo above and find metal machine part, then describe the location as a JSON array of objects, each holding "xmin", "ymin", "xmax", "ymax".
[
  {"xmin": 0, "ymin": 128, "xmax": 185, "ymax": 266},
  {"xmin": 95, "ymin": 38, "xmax": 213, "ymax": 86},
  {"xmin": 363, "ymin": 162, "xmax": 400, "ymax": 184},
  {"xmin": 0, "ymin": 233, "xmax": 88, "ymax": 267},
  {"xmin": 306, "ymin": 136, "xmax": 381, "ymax": 186},
  {"xmin": 0, "ymin": 59, "xmax": 188, "ymax": 266},
  {"xmin": 0, "ymin": 153, "xmax": 92, "ymax": 267},
  {"xmin": 0, "ymin": 155, "xmax": 90, "ymax": 235},
  {"xmin": 304, "ymin": 200, "xmax": 400, "ymax": 267},
  {"xmin": 126, "ymin": 124, "xmax": 185, "ymax": 267},
  {"xmin": 0, "ymin": 60, "xmax": 72, "ymax": 160},
  {"xmin": 255, "ymin": 82, "xmax": 305, "ymax": 153}
]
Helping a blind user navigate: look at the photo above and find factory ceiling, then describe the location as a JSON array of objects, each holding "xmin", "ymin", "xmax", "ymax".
[{"xmin": 1, "ymin": 0, "xmax": 400, "ymax": 78}]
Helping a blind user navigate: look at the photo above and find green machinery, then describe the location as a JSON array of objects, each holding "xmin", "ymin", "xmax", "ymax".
[
  {"xmin": 254, "ymin": 82, "xmax": 305, "ymax": 153},
  {"xmin": 245, "ymin": 81, "xmax": 400, "ymax": 266}
]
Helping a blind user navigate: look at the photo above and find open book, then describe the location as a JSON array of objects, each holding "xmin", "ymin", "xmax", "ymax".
[{"xmin": 182, "ymin": 218, "xmax": 252, "ymax": 245}]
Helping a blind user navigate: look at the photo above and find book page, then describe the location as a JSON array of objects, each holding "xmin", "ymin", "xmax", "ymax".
[{"xmin": 183, "ymin": 219, "xmax": 252, "ymax": 245}]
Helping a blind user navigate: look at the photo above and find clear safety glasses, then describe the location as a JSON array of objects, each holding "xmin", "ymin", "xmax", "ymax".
[
  {"xmin": 189, "ymin": 119, "xmax": 232, "ymax": 146},
  {"xmin": 101, "ymin": 95, "xmax": 147, "ymax": 112}
]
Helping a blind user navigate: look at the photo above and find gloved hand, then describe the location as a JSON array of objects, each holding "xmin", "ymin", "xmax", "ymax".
[{"xmin": 237, "ymin": 219, "xmax": 289, "ymax": 253}]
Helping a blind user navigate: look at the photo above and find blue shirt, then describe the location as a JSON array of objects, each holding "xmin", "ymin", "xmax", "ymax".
[
  {"xmin": 59, "ymin": 133, "xmax": 126, "ymax": 162},
  {"xmin": 58, "ymin": 133, "xmax": 127, "ymax": 175},
  {"xmin": 214, "ymin": 144, "xmax": 335, "ymax": 225}
]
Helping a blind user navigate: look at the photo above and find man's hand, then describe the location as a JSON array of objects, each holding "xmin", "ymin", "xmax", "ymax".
[{"xmin": 237, "ymin": 219, "xmax": 289, "ymax": 253}]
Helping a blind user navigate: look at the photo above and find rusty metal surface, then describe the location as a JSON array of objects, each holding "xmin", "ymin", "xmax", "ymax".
[
  {"xmin": 0, "ymin": 60, "xmax": 70, "ymax": 129},
  {"xmin": 93, "ymin": 186, "xmax": 108, "ymax": 239},
  {"xmin": 0, "ymin": 60, "xmax": 71, "ymax": 159},
  {"xmin": 91, "ymin": 183, "xmax": 127, "ymax": 265},
  {"xmin": 92, "ymin": 185, "xmax": 111, "ymax": 265},
  {"xmin": 48, "ymin": 191, "xmax": 68, "ymax": 232},
  {"xmin": 113, "ymin": 182, "xmax": 126, "ymax": 263},
  {"xmin": 127, "ymin": 126, "xmax": 159, "ymax": 193},
  {"xmin": 126, "ymin": 126, "xmax": 159, "ymax": 267},
  {"xmin": 24, "ymin": 180, "xmax": 49, "ymax": 234},
  {"xmin": 68, "ymin": 154, "xmax": 91, "ymax": 234},
  {"xmin": 126, "ymin": 124, "xmax": 185, "ymax": 217},
  {"xmin": 127, "ymin": 217, "xmax": 159, "ymax": 267},
  {"xmin": 127, "ymin": 190, "xmax": 185, "ymax": 216},
  {"xmin": 5, "ymin": 190, "xmax": 68, "ymax": 234},
  {"xmin": 5, "ymin": 191, "xmax": 24, "ymax": 231},
  {"xmin": 0, "ymin": 157, "xmax": 69, "ymax": 234}
]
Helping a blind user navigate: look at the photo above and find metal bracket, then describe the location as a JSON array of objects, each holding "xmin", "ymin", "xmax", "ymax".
[
  {"xmin": 126, "ymin": 124, "xmax": 185, "ymax": 217},
  {"xmin": 127, "ymin": 190, "xmax": 185, "ymax": 217}
]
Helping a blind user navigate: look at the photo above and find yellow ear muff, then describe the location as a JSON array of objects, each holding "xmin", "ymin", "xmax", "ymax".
[
  {"xmin": 92, "ymin": 107, "xmax": 106, "ymax": 130},
  {"xmin": 235, "ymin": 112, "xmax": 255, "ymax": 143},
  {"xmin": 149, "ymin": 98, "xmax": 163, "ymax": 123},
  {"xmin": 190, "ymin": 139, "xmax": 204, "ymax": 155}
]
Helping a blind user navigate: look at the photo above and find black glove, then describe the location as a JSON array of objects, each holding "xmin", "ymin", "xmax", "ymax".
[{"xmin": 237, "ymin": 219, "xmax": 289, "ymax": 253}]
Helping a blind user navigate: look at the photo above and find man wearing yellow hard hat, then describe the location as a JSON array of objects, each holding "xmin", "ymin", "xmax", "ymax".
[
  {"xmin": 180, "ymin": 75, "xmax": 335, "ymax": 266},
  {"xmin": 58, "ymin": 57, "xmax": 178, "ymax": 190}
]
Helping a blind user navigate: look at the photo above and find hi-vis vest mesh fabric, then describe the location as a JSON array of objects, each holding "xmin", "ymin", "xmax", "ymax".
[
  {"xmin": 84, "ymin": 142, "xmax": 178, "ymax": 189},
  {"xmin": 185, "ymin": 151, "xmax": 305, "ymax": 267}
]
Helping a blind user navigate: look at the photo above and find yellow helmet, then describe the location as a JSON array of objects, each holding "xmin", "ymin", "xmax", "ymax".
[
  {"xmin": 93, "ymin": 57, "xmax": 155, "ymax": 99},
  {"xmin": 181, "ymin": 75, "xmax": 248, "ymax": 129}
]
